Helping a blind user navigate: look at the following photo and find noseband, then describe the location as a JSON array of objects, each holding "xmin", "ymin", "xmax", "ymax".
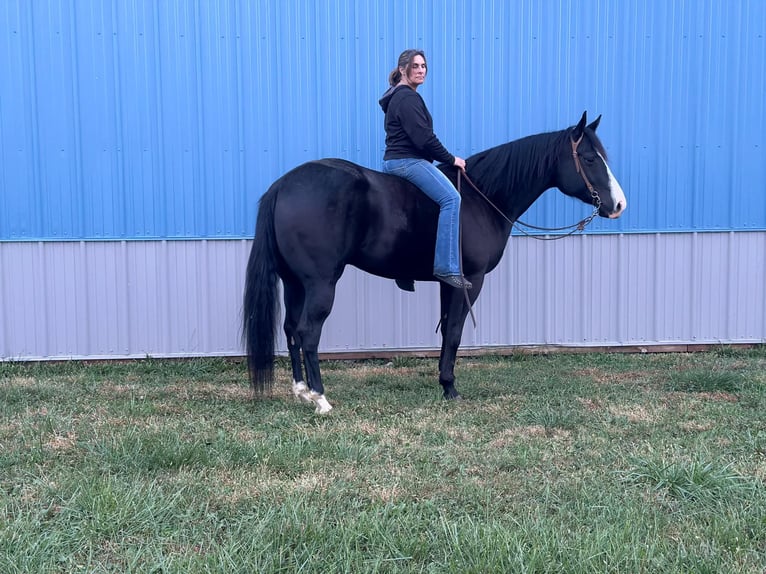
[{"xmin": 457, "ymin": 132, "xmax": 603, "ymax": 241}]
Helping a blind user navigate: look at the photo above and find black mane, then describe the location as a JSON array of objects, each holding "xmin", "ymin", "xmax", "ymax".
[{"xmin": 464, "ymin": 127, "xmax": 607, "ymax": 200}]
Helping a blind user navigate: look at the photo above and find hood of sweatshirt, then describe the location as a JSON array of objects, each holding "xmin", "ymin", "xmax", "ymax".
[{"xmin": 378, "ymin": 85, "xmax": 408, "ymax": 113}]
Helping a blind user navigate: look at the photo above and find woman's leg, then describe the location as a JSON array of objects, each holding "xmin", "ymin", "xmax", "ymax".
[{"xmin": 382, "ymin": 159, "xmax": 465, "ymax": 279}]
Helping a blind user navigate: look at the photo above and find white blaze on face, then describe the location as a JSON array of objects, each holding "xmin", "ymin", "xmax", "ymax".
[{"xmin": 598, "ymin": 152, "xmax": 626, "ymax": 218}]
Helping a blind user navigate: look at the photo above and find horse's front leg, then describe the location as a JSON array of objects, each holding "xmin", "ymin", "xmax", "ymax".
[{"xmin": 437, "ymin": 277, "xmax": 484, "ymax": 400}]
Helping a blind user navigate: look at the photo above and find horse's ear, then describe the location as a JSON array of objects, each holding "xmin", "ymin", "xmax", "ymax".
[
  {"xmin": 587, "ymin": 114, "xmax": 602, "ymax": 132},
  {"xmin": 572, "ymin": 111, "xmax": 588, "ymax": 141}
]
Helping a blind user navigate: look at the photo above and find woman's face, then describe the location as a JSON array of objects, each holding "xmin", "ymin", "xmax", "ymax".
[{"xmin": 402, "ymin": 55, "xmax": 427, "ymax": 89}]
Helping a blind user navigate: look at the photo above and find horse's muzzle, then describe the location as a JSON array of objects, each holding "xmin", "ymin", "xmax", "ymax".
[{"xmin": 607, "ymin": 200, "xmax": 626, "ymax": 219}]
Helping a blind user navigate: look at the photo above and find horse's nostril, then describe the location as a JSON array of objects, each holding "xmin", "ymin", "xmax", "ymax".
[{"xmin": 607, "ymin": 201, "xmax": 626, "ymax": 219}]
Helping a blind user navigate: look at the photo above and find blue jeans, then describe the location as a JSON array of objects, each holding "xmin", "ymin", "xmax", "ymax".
[{"xmin": 382, "ymin": 158, "xmax": 462, "ymax": 276}]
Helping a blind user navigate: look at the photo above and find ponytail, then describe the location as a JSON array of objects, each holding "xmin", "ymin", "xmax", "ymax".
[{"xmin": 388, "ymin": 68, "xmax": 402, "ymax": 86}]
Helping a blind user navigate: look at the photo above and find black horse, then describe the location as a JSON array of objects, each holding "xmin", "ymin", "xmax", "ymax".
[{"xmin": 243, "ymin": 112, "xmax": 626, "ymax": 413}]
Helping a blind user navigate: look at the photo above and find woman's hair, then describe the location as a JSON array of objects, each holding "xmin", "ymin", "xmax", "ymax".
[{"xmin": 388, "ymin": 49, "xmax": 427, "ymax": 86}]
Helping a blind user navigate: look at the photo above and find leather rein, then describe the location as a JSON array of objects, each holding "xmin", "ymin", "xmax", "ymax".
[{"xmin": 457, "ymin": 134, "xmax": 603, "ymax": 241}]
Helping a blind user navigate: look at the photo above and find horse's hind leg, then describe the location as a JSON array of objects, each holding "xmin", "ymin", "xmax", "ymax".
[
  {"xmin": 296, "ymin": 281, "xmax": 337, "ymax": 414},
  {"xmin": 282, "ymin": 277, "xmax": 311, "ymax": 402}
]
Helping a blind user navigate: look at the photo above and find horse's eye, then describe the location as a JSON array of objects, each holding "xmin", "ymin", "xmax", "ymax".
[{"xmin": 582, "ymin": 155, "xmax": 596, "ymax": 165}]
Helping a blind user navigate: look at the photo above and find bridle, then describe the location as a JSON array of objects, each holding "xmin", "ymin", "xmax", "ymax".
[{"xmin": 457, "ymin": 132, "xmax": 603, "ymax": 241}]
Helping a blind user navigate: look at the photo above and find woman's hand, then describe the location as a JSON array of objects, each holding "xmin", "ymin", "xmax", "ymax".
[{"xmin": 453, "ymin": 156, "xmax": 466, "ymax": 171}]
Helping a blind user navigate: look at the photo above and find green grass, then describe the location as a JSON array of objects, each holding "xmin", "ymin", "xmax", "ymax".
[{"xmin": 1, "ymin": 349, "xmax": 765, "ymax": 573}]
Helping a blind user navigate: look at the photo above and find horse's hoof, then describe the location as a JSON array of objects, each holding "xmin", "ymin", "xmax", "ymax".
[
  {"xmin": 315, "ymin": 403, "xmax": 333, "ymax": 415},
  {"xmin": 308, "ymin": 390, "xmax": 333, "ymax": 415},
  {"xmin": 443, "ymin": 391, "xmax": 463, "ymax": 401}
]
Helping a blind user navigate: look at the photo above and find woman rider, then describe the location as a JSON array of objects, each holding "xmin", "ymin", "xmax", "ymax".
[{"xmin": 379, "ymin": 49, "xmax": 471, "ymax": 290}]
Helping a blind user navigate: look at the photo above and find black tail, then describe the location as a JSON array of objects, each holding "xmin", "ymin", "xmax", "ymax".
[{"xmin": 242, "ymin": 187, "xmax": 281, "ymax": 393}]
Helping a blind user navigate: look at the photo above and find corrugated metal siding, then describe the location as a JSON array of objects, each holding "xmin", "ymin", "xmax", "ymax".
[
  {"xmin": 2, "ymin": 0, "xmax": 765, "ymax": 241},
  {"xmin": 2, "ymin": 233, "xmax": 764, "ymax": 360}
]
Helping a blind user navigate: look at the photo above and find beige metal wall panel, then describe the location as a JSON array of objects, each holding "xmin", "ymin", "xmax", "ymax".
[{"xmin": 1, "ymin": 233, "xmax": 764, "ymax": 361}]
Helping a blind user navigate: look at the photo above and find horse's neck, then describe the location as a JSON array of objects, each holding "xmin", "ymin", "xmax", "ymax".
[
  {"xmin": 470, "ymin": 135, "xmax": 560, "ymax": 223},
  {"xmin": 501, "ymin": 175, "xmax": 553, "ymax": 223}
]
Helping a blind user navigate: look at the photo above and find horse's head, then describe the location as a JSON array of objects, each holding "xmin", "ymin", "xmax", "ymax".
[{"xmin": 557, "ymin": 112, "xmax": 626, "ymax": 219}]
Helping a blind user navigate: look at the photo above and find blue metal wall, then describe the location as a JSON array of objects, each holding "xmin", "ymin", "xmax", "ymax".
[{"xmin": 2, "ymin": 0, "xmax": 764, "ymax": 241}]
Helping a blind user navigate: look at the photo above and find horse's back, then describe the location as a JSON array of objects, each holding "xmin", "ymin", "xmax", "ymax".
[
  {"xmin": 272, "ymin": 158, "xmax": 417, "ymax": 226},
  {"xmin": 313, "ymin": 157, "xmax": 373, "ymax": 179},
  {"xmin": 274, "ymin": 158, "xmax": 372, "ymax": 191},
  {"xmin": 268, "ymin": 158, "xmax": 436, "ymax": 280}
]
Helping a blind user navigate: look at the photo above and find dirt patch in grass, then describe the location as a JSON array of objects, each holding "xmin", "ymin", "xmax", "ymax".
[
  {"xmin": 355, "ymin": 421, "xmax": 380, "ymax": 435},
  {"xmin": 680, "ymin": 421, "xmax": 715, "ymax": 432},
  {"xmin": 606, "ymin": 404, "xmax": 658, "ymax": 423},
  {"xmin": 576, "ymin": 397, "xmax": 662, "ymax": 422},
  {"xmin": 98, "ymin": 383, "xmax": 140, "ymax": 396},
  {"xmin": 666, "ymin": 391, "xmax": 740, "ymax": 404},
  {"xmin": 45, "ymin": 431, "xmax": 77, "ymax": 452},
  {"xmin": 753, "ymin": 462, "xmax": 766, "ymax": 482},
  {"xmin": 366, "ymin": 482, "xmax": 402, "ymax": 503},
  {"xmin": 2, "ymin": 376, "xmax": 39, "ymax": 388}
]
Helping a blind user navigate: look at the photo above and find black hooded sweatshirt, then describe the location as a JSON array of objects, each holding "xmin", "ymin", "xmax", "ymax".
[{"xmin": 379, "ymin": 85, "xmax": 455, "ymax": 165}]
